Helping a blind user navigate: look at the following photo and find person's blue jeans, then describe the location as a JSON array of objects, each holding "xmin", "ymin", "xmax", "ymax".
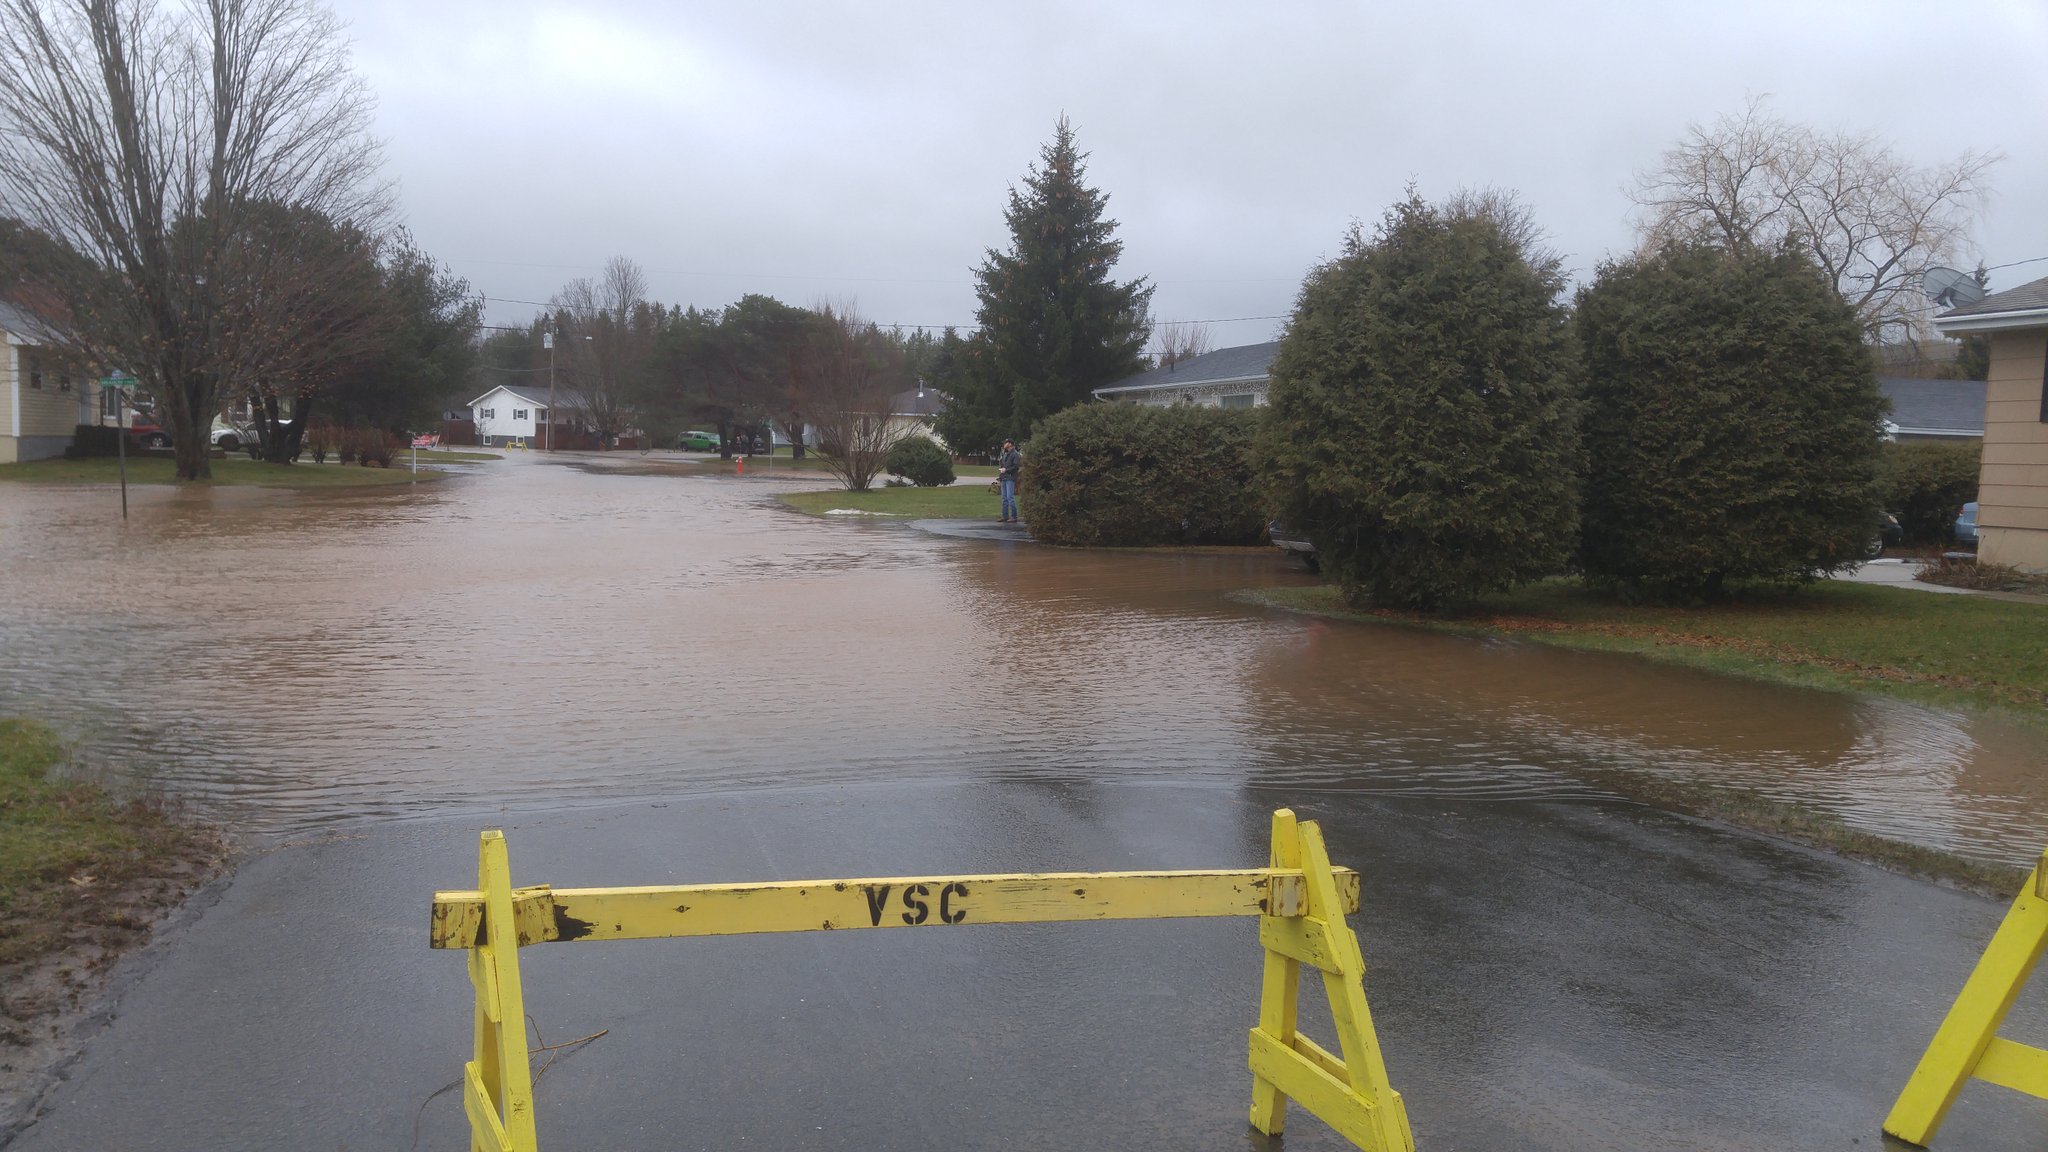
[{"xmin": 1000, "ymin": 476, "xmax": 1018, "ymax": 521}]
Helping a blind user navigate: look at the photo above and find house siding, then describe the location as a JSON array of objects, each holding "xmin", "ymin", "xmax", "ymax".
[
  {"xmin": 0, "ymin": 343, "xmax": 16, "ymax": 463},
  {"xmin": 0, "ymin": 339, "xmax": 78, "ymax": 462},
  {"xmin": 1975, "ymin": 330, "xmax": 2048, "ymax": 569}
]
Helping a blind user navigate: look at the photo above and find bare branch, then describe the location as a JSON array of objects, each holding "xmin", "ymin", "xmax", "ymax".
[
  {"xmin": 0, "ymin": 0, "xmax": 386, "ymax": 478},
  {"xmin": 1628, "ymin": 95, "xmax": 1999, "ymax": 341}
]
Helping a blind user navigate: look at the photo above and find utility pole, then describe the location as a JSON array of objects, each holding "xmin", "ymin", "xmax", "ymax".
[{"xmin": 544, "ymin": 329, "xmax": 555, "ymax": 452}]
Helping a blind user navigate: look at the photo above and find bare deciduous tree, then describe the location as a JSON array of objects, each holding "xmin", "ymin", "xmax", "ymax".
[
  {"xmin": 1630, "ymin": 96, "xmax": 1998, "ymax": 342},
  {"xmin": 1152, "ymin": 321, "xmax": 1212, "ymax": 369},
  {"xmin": 0, "ymin": 0, "xmax": 388, "ymax": 479},
  {"xmin": 551, "ymin": 256, "xmax": 652, "ymax": 449},
  {"xmin": 799, "ymin": 305, "xmax": 910, "ymax": 491}
]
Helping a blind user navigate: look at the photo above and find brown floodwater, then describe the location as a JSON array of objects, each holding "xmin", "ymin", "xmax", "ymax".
[{"xmin": 3, "ymin": 452, "xmax": 2046, "ymax": 865}]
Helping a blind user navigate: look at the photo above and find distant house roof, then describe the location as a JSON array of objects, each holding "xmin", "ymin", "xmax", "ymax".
[
  {"xmin": 0, "ymin": 298, "xmax": 61, "ymax": 345},
  {"xmin": 892, "ymin": 387, "xmax": 946, "ymax": 418},
  {"xmin": 464, "ymin": 383, "xmax": 552, "ymax": 409},
  {"xmin": 1093, "ymin": 341, "xmax": 1282, "ymax": 397},
  {"xmin": 1879, "ymin": 376, "xmax": 1985, "ymax": 438},
  {"xmin": 1935, "ymin": 275, "xmax": 2048, "ymax": 334}
]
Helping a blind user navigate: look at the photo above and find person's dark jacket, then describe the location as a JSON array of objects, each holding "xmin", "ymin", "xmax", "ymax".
[{"xmin": 998, "ymin": 447, "xmax": 1021, "ymax": 478}]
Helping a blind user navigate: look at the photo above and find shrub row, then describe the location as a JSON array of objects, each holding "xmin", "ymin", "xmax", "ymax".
[
  {"xmin": 64, "ymin": 424, "xmax": 127, "ymax": 458},
  {"xmin": 1879, "ymin": 441, "xmax": 1979, "ymax": 545},
  {"xmin": 305, "ymin": 423, "xmax": 403, "ymax": 467},
  {"xmin": 1019, "ymin": 403, "xmax": 1265, "ymax": 547}
]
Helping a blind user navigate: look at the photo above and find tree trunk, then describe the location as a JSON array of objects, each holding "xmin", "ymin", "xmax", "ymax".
[
  {"xmin": 717, "ymin": 416, "xmax": 732, "ymax": 460},
  {"xmin": 167, "ymin": 377, "xmax": 212, "ymax": 480}
]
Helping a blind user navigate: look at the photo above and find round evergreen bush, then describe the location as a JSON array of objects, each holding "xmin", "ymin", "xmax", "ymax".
[
  {"xmin": 883, "ymin": 435, "xmax": 956, "ymax": 487},
  {"xmin": 1260, "ymin": 193, "xmax": 1582, "ymax": 610},
  {"xmin": 1879, "ymin": 440, "xmax": 1979, "ymax": 545},
  {"xmin": 1576, "ymin": 242, "xmax": 1886, "ymax": 594},
  {"xmin": 1020, "ymin": 403, "xmax": 1265, "ymax": 546}
]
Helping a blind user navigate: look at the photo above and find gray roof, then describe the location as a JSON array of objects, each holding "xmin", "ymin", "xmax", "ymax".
[
  {"xmin": 1879, "ymin": 376, "xmax": 1985, "ymax": 436},
  {"xmin": 465, "ymin": 382, "xmax": 558, "ymax": 409},
  {"xmin": 1095, "ymin": 341, "xmax": 1281, "ymax": 395},
  {"xmin": 1939, "ymin": 275, "xmax": 2048, "ymax": 320},
  {"xmin": 892, "ymin": 387, "xmax": 946, "ymax": 417},
  {"xmin": 0, "ymin": 298, "xmax": 61, "ymax": 344}
]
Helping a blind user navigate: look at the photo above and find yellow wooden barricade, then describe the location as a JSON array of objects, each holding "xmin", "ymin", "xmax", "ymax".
[
  {"xmin": 432, "ymin": 808, "xmax": 1413, "ymax": 1152},
  {"xmin": 1885, "ymin": 847, "xmax": 2048, "ymax": 1146}
]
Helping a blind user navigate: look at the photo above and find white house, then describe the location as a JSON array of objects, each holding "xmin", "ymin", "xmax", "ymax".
[
  {"xmin": 465, "ymin": 384, "xmax": 550, "ymax": 446},
  {"xmin": 1092, "ymin": 341, "xmax": 1280, "ymax": 408}
]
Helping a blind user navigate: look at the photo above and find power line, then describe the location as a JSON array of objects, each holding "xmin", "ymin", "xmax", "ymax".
[{"xmin": 1987, "ymin": 255, "xmax": 2048, "ymax": 273}]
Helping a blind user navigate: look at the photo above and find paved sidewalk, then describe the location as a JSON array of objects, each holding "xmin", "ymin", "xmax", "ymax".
[{"xmin": 1832, "ymin": 558, "xmax": 1977, "ymax": 594}]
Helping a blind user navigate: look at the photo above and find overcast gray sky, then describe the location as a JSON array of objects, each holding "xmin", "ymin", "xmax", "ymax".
[{"xmin": 337, "ymin": 1, "xmax": 2047, "ymax": 347}]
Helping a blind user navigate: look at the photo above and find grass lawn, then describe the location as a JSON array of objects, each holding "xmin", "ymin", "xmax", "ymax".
[
  {"xmin": 417, "ymin": 449, "xmax": 502, "ymax": 463},
  {"xmin": 778, "ymin": 483, "xmax": 999, "ymax": 520},
  {"xmin": 0, "ymin": 456, "xmax": 448, "ymax": 487},
  {"xmin": 0, "ymin": 720, "xmax": 222, "ymax": 971},
  {"xmin": 1251, "ymin": 579, "xmax": 2048, "ymax": 718}
]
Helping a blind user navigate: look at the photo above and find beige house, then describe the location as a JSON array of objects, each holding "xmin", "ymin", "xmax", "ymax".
[
  {"xmin": 1935, "ymin": 276, "xmax": 2048, "ymax": 568},
  {"xmin": 0, "ymin": 300, "xmax": 91, "ymax": 463},
  {"xmin": 886, "ymin": 386, "xmax": 947, "ymax": 450}
]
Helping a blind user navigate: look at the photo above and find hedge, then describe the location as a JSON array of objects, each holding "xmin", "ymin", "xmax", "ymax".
[
  {"xmin": 64, "ymin": 424, "xmax": 125, "ymax": 458},
  {"xmin": 1260, "ymin": 194, "xmax": 1582, "ymax": 610},
  {"xmin": 1879, "ymin": 440, "xmax": 1979, "ymax": 545},
  {"xmin": 1576, "ymin": 242, "xmax": 1885, "ymax": 595},
  {"xmin": 1019, "ymin": 403, "xmax": 1265, "ymax": 546}
]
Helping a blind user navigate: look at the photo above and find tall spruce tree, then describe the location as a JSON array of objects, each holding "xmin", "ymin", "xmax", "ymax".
[
  {"xmin": 950, "ymin": 116, "xmax": 1152, "ymax": 443},
  {"xmin": 1261, "ymin": 192, "xmax": 1583, "ymax": 611}
]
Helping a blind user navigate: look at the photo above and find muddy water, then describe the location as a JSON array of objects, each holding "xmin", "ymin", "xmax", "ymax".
[{"xmin": 3, "ymin": 452, "xmax": 2046, "ymax": 865}]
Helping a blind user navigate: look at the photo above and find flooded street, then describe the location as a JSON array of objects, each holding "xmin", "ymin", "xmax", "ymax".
[
  {"xmin": 11, "ymin": 455, "xmax": 2048, "ymax": 1150},
  {"xmin": 2, "ymin": 452, "xmax": 2046, "ymax": 865}
]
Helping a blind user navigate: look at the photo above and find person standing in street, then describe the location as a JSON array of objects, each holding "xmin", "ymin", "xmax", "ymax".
[{"xmin": 997, "ymin": 439, "xmax": 1022, "ymax": 523}]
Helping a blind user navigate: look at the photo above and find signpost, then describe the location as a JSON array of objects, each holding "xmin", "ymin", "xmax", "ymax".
[{"xmin": 99, "ymin": 372, "xmax": 135, "ymax": 520}]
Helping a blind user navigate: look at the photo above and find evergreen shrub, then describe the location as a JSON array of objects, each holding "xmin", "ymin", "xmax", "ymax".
[
  {"xmin": 65, "ymin": 424, "xmax": 124, "ymax": 457},
  {"xmin": 883, "ymin": 435, "xmax": 955, "ymax": 487},
  {"xmin": 1260, "ymin": 193, "xmax": 1583, "ymax": 610},
  {"xmin": 1021, "ymin": 403, "xmax": 1264, "ymax": 546},
  {"xmin": 1577, "ymin": 243, "xmax": 1886, "ymax": 594},
  {"xmin": 1879, "ymin": 440, "xmax": 1979, "ymax": 545}
]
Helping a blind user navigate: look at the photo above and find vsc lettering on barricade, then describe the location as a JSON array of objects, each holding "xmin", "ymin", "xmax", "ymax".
[
  {"xmin": 861, "ymin": 881, "xmax": 970, "ymax": 925},
  {"xmin": 432, "ymin": 809, "xmax": 1413, "ymax": 1152}
]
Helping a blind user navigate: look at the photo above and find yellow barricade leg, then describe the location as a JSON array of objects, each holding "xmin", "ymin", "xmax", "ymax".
[
  {"xmin": 465, "ymin": 830, "xmax": 540, "ymax": 1152},
  {"xmin": 1247, "ymin": 810, "xmax": 1414, "ymax": 1152},
  {"xmin": 1885, "ymin": 849, "xmax": 2048, "ymax": 1147},
  {"xmin": 1248, "ymin": 809, "xmax": 1304, "ymax": 1134}
]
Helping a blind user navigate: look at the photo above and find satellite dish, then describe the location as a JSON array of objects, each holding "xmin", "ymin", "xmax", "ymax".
[{"xmin": 1923, "ymin": 266, "xmax": 1987, "ymax": 309}]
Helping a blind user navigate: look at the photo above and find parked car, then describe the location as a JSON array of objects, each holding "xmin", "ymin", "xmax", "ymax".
[
  {"xmin": 1864, "ymin": 512, "xmax": 1904, "ymax": 559},
  {"xmin": 679, "ymin": 430, "xmax": 722, "ymax": 452},
  {"xmin": 128, "ymin": 423, "xmax": 170, "ymax": 448},
  {"xmin": 1955, "ymin": 502, "xmax": 1980, "ymax": 547},
  {"xmin": 210, "ymin": 418, "xmax": 248, "ymax": 450}
]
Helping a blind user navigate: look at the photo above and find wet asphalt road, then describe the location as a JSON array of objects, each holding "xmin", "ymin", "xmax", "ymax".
[{"xmin": 12, "ymin": 782, "xmax": 2048, "ymax": 1151}]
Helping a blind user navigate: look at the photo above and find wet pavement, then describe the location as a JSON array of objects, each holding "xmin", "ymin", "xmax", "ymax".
[
  {"xmin": 6, "ymin": 453, "xmax": 2048, "ymax": 1148},
  {"xmin": 9, "ymin": 784, "xmax": 2048, "ymax": 1151}
]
